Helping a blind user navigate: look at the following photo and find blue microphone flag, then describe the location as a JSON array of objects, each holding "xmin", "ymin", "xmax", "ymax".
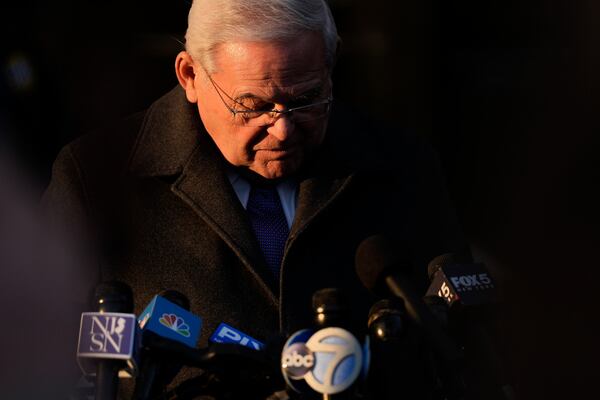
[
  {"xmin": 138, "ymin": 295, "xmax": 202, "ymax": 348},
  {"xmin": 209, "ymin": 322, "xmax": 264, "ymax": 350}
]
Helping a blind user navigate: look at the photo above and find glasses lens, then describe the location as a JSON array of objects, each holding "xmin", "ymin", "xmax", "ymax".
[
  {"xmin": 291, "ymin": 102, "xmax": 330, "ymax": 123},
  {"xmin": 232, "ymin": 101, "xmax": 331, "ymax": 127},
  {"xmin": 231, "ymin": 111, "xmax": 271, "ymax": 127}
]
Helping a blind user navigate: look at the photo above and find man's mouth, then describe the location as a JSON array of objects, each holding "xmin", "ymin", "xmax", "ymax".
[{"xmin": 256, "ymin": 146, "xmax": 299, "ymax": 158}]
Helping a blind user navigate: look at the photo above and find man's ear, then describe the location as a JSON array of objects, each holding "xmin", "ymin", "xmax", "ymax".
[
  {"xmin": 332, "ymin": 36, "xmax": 343, "ymax": 69},
  {"xmin": 175, "ymin": 51, "xmax": 199, "ymax": 103}
]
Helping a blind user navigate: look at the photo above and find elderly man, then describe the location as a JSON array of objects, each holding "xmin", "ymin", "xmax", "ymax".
[{"xmin": 43, "ymin": 0, "xmax": 465, "ymax": 396}]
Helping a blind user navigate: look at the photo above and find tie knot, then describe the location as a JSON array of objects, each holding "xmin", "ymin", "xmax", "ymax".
[{"xmin": 249, "ymin": 186, "xmax": 281, "ymax": 211}]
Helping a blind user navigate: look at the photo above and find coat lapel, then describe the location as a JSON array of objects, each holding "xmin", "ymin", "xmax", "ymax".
[
  {"xmin": 288, "ymin": 174, "xmax": 354, "ymax": 244},
  {"xmin": 127, "ymin": 87, "xmax": 277, "ymax": 303},
  {"xmin": 171, "ymin": 135, "xmax": 278, "ymax": 303},
  {"xmin": 286, "ymin": 144, "xmax": 356, "ymax": 251}
]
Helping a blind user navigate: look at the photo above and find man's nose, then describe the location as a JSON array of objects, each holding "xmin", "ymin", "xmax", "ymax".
[{"xmin": 266, "ymin": 112, "xmax": 295, "ymax": 141}]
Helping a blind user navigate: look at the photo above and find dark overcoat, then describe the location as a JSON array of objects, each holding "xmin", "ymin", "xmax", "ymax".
[{"xmin": 43, "ymin": 85, "xmax": 465, "ymax": 380}]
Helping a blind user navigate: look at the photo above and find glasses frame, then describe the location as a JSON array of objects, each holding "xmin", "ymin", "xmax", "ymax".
[{"xmin": 203, "ymin": 68, "xmax": 333, "ymax": 126}]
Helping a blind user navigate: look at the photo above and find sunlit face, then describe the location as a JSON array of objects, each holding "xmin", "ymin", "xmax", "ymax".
[{"xmin": 179, "ymin": 33, "xmax": 331, "ymax": 179}]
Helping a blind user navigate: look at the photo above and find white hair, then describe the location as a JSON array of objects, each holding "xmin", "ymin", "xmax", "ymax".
[{"xmin": 184, "ymin": 0, "xmax": 339, "ymax": 72}]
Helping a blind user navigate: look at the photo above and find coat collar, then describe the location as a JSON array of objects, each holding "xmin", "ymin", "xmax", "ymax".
[{"xmin": 127, "ymin": 86, "xmax": 201, "ymax": 177}]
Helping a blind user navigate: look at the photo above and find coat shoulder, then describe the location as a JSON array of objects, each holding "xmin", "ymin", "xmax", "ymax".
[{"xmin": 67, "ymin": 111, "xmax": 146, "ymax": 176}]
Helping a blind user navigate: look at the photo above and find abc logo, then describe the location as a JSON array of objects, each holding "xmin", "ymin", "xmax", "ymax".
[{"xmin": 282, "ymin": 343, "xmax": 314, "ymax": 379}]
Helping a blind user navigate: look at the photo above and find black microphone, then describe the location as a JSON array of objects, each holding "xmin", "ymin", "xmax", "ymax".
[
  {"xmin": 355, "ymin": 235, "xmax": 463, "ymax": 363},
  {"xmin": 132, "ymin": 289, "xmax": 191, "ymax": 400},
  {"xmin": 93, "ymin": 281, "xmax": 134, "ymax": 400},
  {"xmin": 312, "ymin": 287, "xmax": 350, "ymax": 330},
  {"xmin": 313, "ymin": 288, "xmax": 365, "ymax": 400},
  {"xmin": 355, "ymin": 235, "xmax": 466, "ymax": 400},
  {"xmin": 426, "ymin": 255, "xmax": 516, "ymax": 400},
  {"xmin": 142, "ymin": 332, "xmax": 282, "ymax": 399},
  {"xmin": 367, "ymin": 296, "xmax": 444, "ymax": 399},
  {"xmin": 367, "ymin": 298, "xmax": 405, "ymax": 341},
  {"xmin": 366, "ymin": 298, "xmax": 410, "ymax": 399}
]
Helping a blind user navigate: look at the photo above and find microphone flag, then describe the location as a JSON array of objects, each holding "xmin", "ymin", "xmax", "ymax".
[
  {"xmin": 77, "ymin": 312, "xmax": 138, "ymax": 376},
  {"xmin": 209, "ymin": 322, "xmax": 264, "ymax": 350},
  {"xmin": 281, "ymin": 327, "xmax": 364, "ymax": 395},
  {"xmin": 426, "ymin": 263, "xmax": 497, "ymax": 307},
  {"xmin": 137, "ymin": 295, "xmax": 202, "ymax": 348}
]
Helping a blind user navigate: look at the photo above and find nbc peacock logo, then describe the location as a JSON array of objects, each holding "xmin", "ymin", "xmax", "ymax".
[{"xmin": 159, "ymin": 313, "xmax": 191, "ymax": 337}]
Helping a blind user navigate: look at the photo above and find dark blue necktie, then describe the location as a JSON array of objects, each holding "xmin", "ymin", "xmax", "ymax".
[{"xmin": 246, "ymin": 184, "xmax": 290, "ymax": 282}]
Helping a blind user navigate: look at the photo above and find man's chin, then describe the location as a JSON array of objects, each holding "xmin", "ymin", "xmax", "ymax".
[{"xmin": 251, "ymin": 158, "xmax": 301, "ymax": 180}]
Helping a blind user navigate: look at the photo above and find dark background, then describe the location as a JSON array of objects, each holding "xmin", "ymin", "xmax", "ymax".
[{"xmin": 1, "ymin": 1, "xmax": 598, "ymax": 398}]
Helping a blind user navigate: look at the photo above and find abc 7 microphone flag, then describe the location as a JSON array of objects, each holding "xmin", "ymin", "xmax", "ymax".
[{"xmin": 281, "ymin": 327, "xmax": 368, "ymax": 395}]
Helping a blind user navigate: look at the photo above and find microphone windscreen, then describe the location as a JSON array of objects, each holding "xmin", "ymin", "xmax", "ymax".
[
  {"xmin": 367, "ymin": 298, "xmax": 404, "ymax": 328},
  {"xmin": 427, "ymin": 253, "xmax": 456, "ymax": 280},
  {"xmin": 312, "ymin": 288, "xmax": 346, "ymax": 314},
  {"xmin": 93, "ymin": 281, "xmax": 133, "ymax": 312},
  {"xmin": 355, "ymin": 234, "xmax": 410, "ymax": 293},
  {"xmin": 159, "ymin": 289, "xmax": 191, "ymax": 311}
]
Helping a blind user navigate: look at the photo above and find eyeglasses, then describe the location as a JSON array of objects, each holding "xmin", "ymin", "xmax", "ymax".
[{"xmin": 205, "ymin": 71, "xmax": 333, "ymax": 127}]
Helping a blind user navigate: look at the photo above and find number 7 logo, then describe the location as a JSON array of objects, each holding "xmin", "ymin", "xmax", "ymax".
[{"xmin": 304, "ymin": 327, "xmax": 363, "ymax": 395}]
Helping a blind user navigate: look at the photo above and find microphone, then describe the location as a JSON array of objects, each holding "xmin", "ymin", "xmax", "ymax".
[
  {"xmin": 142, "ymin": 326, "xmax": 283, "ymax": 399},
  {"xmin": 281, "ymin": 288, "xmax": 365, "ymax": 399},
  {"xmin": 367, "ymin": 297, "xmax": 444, "ymax": 400},
  {"xmin": 355, "ymin": 235, "xmax": 466, "ymax": 400},
  {"xmin": 426, "ymin": 255, "xmax": 516, "ymax": 400},
  {"xmin": 134, "ymin": 294, "xmax": 281, "ymax": 399},
  {"xmin": 76, "ymin": 281, "xmax": 136, "ymax": 400},
  {"xmin": 367, "ymin": 298, "xmax": 405, "ymax": 341},
  {"xmin": 355, "ymin": 235, "xmax": 463, "ymax": 362},
  {"xmin": 312, "ymin": 287, "xmax": 350, "ymax": 330},
  {"xmin": 133, "ymin": 290, "xmax": 202, "ymax": 400}
]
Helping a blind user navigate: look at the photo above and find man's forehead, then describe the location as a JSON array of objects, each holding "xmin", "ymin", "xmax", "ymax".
[{"xmin": 212, "ymin": 35, "xmax": 328, "ymax": 86}]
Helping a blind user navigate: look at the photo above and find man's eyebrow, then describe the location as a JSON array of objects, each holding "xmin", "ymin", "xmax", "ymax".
[
  {"xmin": 232, "ymin": 93, "xmax": 264, "ymax": 102},
  {"xmin": 295, "ymin": 85, "xmax": 323, "ymax": 98},
  {"xmin": 232, "ymin": 84, "xmax": 325, "ymax": 103}
]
